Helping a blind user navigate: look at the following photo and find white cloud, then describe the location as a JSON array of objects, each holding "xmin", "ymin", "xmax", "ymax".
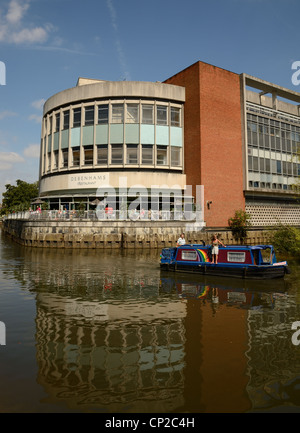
[
  {"xmin": 9, "ymin": 27, "xmax": 48, "ymax": 44},
  {"xmin": 31, "ymin": 99, "xmax": 45, "ymax": 111},
  {"xmin": 23, "ymin": 144, "xmax": 40, "ymax": 158},
  {"xmin": 0, "ymin": 151, "xmax": 24, "ymax": 163},
  {"xmin": 0, "ymin": 151, "xmax": 24, "ymax": 173},
  {"xmin": 0, "ymin": 110, "xmax": 17, "ymax": 120},
  {"xmin": 0, "ymin": 162, "xmax": 13, "ymax": 171},
  {"xmin": 6, "ymin": 0, "xmax": 29, "ymax": 25},
  {"xmin": 0, "ymin": 0, "xmax": 51, "ymax": 45},
  {"xmin": 28, "ymin": 114, "xmax": 41, "ymax": 123}
]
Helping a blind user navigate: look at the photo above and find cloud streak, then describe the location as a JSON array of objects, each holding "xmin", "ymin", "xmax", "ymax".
[{"xmin": 106, "ymin": 0, "xmax": 131, "ymax": 80}]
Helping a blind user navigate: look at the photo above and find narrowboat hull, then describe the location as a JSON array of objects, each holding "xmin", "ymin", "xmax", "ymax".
[
  {"xmin": 160, "ymin": 262, "xmax": 288, "ymax": 279},
  {"xmin": 160, "ymin": 244, "xmax": 290, "ymax": 280}
]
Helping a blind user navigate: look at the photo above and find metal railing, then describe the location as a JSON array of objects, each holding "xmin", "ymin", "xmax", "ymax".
[{"xmin": 3, "ymin": 209, "xmax": 201, "ymax": 222}]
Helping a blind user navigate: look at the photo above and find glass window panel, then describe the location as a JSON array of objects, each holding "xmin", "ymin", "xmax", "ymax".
[
  {"xmin": 248, "ymin": 156, "xmax": 253, "ymax": 170},
  {"xmin": 142, "ymin": 105, "xmax": 153, "ymax": 124},
  {"xmin": 277, "ymin": 160, "xmax": 282, "ymax": 174},
  {"xmin": 111, "ymin": 104, "xmax": 124, "ymax": 123},
  {"xmin": 62, "ymin": 149, "xmax": 68, "ymax": 168},
  {"xmin": 97, "ymin": 145, "xmax": 108, "ymax": 164},
  {"xmin": 55, "ymin": 113, "xmax": 60, "ymax": 132},
  {"xmin": 126, "ymin": 104, "xmax": 139, "ymax": 123},
  {"xmin": 49, "ymin": 116, "xmax": 53, "ymax": 134},
  {"xmin": 84, "ymin": 147, "xmax": 93, "ymax": 165},
  {"xmin": 157, "ymin": 145, "xmax": 168, "ymax": 165},
  {"xmin": 265, "ymin": 159, "xmax": 270, "ymax": 173},
  {"xmin": 171, "ymin": 107, "xmax": 180, "ymax": 126},
  {"xmin": 293, "ymin": 163, "xmax": 298, "ymax": 176},
  {"xmin": 157, "ymin": 105, "xmax": 167, "ymax": 125},
  {"xmin": 53, "ymin": 150, "xmax": 58, "ymax": 169},
  {"xmin": 73, "ymin": 108, "xmax": 81, "ymax": 128},
  {"xmin": 72, "ymin": 148, "xmax": 80, "ymax": 166},
  {"xmin": 111, "ymin": 144, "xmax": 123, "ymax": 164},
  {"xmin": 142, "ymin": 144, "xmax": 153, "ymax": 164},
  {"xmin": 282, "ymin": 161, "xmax": 287, "ymax": 175},
  {"xmin": 253, "ymin": 156, "xmax": 258, "ymax": 171},
  {"xmin": 271, "ymin": 159, "xmax": 277, "ymax": 173},
  {"xmin": 85, "ymin": 105, "xmax": 94, "ymax": 126},
  {"xmin": 259, "ymin": 158, "xmax": 265, "ymax": 172},
  {"xmin": 63, "ymin": 110, "xmax": 69, "ymax": 130},
  {"xmin": 171, "ymin": 147, "xmax": 181, "ymax": 166},
  {"xmin": 98, "ymin": 104, "xmax": 109, "ymax": 124},
  {"xmin": 126, "ymin": 144, "xmax": 138, "ymax": 164}
]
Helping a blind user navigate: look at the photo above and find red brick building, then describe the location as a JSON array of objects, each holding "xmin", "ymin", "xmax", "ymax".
[{"xmin": 165, "ymin": 61, "xmax": 300, "ymax": 228}]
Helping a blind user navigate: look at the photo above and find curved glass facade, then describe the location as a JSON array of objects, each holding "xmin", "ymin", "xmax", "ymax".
[
  {"xmin": 38, "ymin": 80, "xmax": 187, "ymax": 211},
  {"xmin": 41, "ymin": 99, "xmax": 183, "ymax": 175}
]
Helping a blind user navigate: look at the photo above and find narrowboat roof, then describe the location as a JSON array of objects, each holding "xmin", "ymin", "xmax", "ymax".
[{"xmin": 177, "ymin": 244, "xmax": 274, "ymax": 250}]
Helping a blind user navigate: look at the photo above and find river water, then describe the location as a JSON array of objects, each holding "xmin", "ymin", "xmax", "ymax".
[{"xmin": 0, "ymin": 228, "xmax": 300, "ymax": 413}]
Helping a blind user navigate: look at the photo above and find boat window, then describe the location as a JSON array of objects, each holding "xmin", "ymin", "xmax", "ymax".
[
  {"xmin": 227, "ymin": 252, "xmax": 246, "ymax": 263},
  {"xmin": 261, "ymin": 248, "xmax": 272, "ymax": 263},
  {"xmin": 181, "ymin": 250, "xmax": 198, "ymax": 261}
]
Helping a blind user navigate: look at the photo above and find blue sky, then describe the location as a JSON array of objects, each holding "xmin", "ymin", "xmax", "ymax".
[{"xmin": 0, "ymin": 0, "xmax": 299, "ymax": 199}]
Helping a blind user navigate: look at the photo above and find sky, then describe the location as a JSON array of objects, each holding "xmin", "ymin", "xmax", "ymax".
[{"xmin": 0, "ymin": 0, "xmax": 299, "ymax": 199}]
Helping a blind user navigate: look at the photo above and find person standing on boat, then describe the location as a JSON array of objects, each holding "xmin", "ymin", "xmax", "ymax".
[
  {"xmin": 177, "ymin": 233, "xmax": 186, "ymax": 246},
  {"xmin": 211, "ymin": 234, "xmax": 226, "ymax": 264}
]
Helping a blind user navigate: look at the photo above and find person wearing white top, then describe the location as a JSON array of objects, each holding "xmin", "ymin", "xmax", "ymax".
[{"xmin": 177, "ymin": 233, "xmax": 186, "ymax": 246}]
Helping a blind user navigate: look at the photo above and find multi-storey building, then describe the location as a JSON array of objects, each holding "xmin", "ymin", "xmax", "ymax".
[
  {"xmin": 39, "ymin": 62, "xmax": 300, "ymax": 227},
  {"xmin": 165, "ymin": 61, "xmax": 300, "ymax": 227},
  {"xmin": 39, "ymin": 79, "xmax": 186, "ymax": 213}
]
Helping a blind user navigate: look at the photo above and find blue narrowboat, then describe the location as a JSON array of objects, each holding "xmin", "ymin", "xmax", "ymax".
[{"xmin": 160, "ymin": 244, "xmax": 290, "ymax": 279}]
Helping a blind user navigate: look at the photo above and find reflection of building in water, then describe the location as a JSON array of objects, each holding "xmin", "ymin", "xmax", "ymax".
[
  {"xmin": 35, "ymin": 293, "xmax": 186, "ymax": 412},
  {"xmin": 245, "ymin": 301, "xmax": 300, "ymax": 411}
]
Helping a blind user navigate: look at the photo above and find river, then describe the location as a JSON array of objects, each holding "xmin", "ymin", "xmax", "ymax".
[{"xmin": 0, "ymin": 228, "xmax": 300, "ymax": 413}]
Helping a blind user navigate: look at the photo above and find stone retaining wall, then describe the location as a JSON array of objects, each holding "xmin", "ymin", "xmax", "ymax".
[{"xmin": 2, "ymin": 218, "xmax": 272, "ymax": 248}]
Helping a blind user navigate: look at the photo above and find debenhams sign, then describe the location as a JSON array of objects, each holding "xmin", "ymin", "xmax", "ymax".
[{"xmin": 68, "ymin": 173, "xmax": 109, "ymax": 188}]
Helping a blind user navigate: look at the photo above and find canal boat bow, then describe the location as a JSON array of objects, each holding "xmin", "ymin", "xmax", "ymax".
[{"xmin": 160, "ymin": 244, "xmax": 290, "ymax": 279}]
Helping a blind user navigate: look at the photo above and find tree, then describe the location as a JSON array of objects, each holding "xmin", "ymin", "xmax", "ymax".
[
  {"xmin": 1, "ymin": 180, "xmax": 39, "ymax": 214},
  {"xmin": 228, "ymin": 209, "xmax": 251, "ymax": 244},
  {"xmin": 270, "ymin": 224, "xmax": 300, "ymax": 257}
]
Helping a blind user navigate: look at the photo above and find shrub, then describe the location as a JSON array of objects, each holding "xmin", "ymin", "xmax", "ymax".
[
  {"xmin": 270, "ymin": 224, "xmax": 300, "ymax": 257},
  {"xmin": 228, "ymin": 209, "xmax": 251, "ymax": 244}
]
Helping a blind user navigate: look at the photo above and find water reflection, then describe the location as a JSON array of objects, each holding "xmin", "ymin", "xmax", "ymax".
[{"xmin": 1, "ymin": 233, "xmax": 300, "ymax": 413}]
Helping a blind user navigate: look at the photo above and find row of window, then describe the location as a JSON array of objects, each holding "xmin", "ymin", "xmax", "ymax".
[
  {"xmin": 246, "ymin": 104, "xmax": 300, "ymax": 126},
  {"xmin": 247, "ymin": 122, "xmax": 300, "ymax": 154},
  {"xmin": 45, "ymin": 103, "xmax": 182, "ymax": 134},
  {"xmin": 247, "ymin": 112, "xmax": 300, "ymax": 131},
  {"xmin": 248, "ymin": 181, "xmax": 294, "ymax": 190},
  {"xmin": 44, "ymin": 144, "xmax": 182, "ymax": 171},
  {"xmin": 248, "ymin": 156, "xmax": 299, "ymax": 176}
]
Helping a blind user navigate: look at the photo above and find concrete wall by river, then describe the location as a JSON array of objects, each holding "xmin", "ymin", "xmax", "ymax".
[{"xmin": 2, "ymin": 218, "xmax": 271, "ymax": 248}]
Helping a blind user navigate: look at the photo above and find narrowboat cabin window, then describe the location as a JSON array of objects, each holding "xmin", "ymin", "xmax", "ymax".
[
  {"xmin": 227, "ymin": 252, "xmax": 246, "ymax": 263},
  {"xmin": 181, "ymin": 250, "xmax": 198, "ymax": 261}
]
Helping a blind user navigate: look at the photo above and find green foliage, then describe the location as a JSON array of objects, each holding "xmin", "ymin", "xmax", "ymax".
[
  {"xmin": 228, "ymin": 209, "xmax": 251, "ymax": 243},
  {"xmin": 270, "ymin": 224, "xmax": 300, "ymax": 257},
  {"xmin": 1, "ymin": 180, "xmax": 39, "ymax": 214}
]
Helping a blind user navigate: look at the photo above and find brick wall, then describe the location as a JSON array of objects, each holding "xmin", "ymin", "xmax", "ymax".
[{"xmin": 165, "ymin": 61, "xmax": 245, "ymax": 227}]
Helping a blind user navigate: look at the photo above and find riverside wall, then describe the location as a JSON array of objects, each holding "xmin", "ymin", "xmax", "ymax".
[{"xmin": 1, "ymin": 218, "xmax": 272, "ymax": 249}]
